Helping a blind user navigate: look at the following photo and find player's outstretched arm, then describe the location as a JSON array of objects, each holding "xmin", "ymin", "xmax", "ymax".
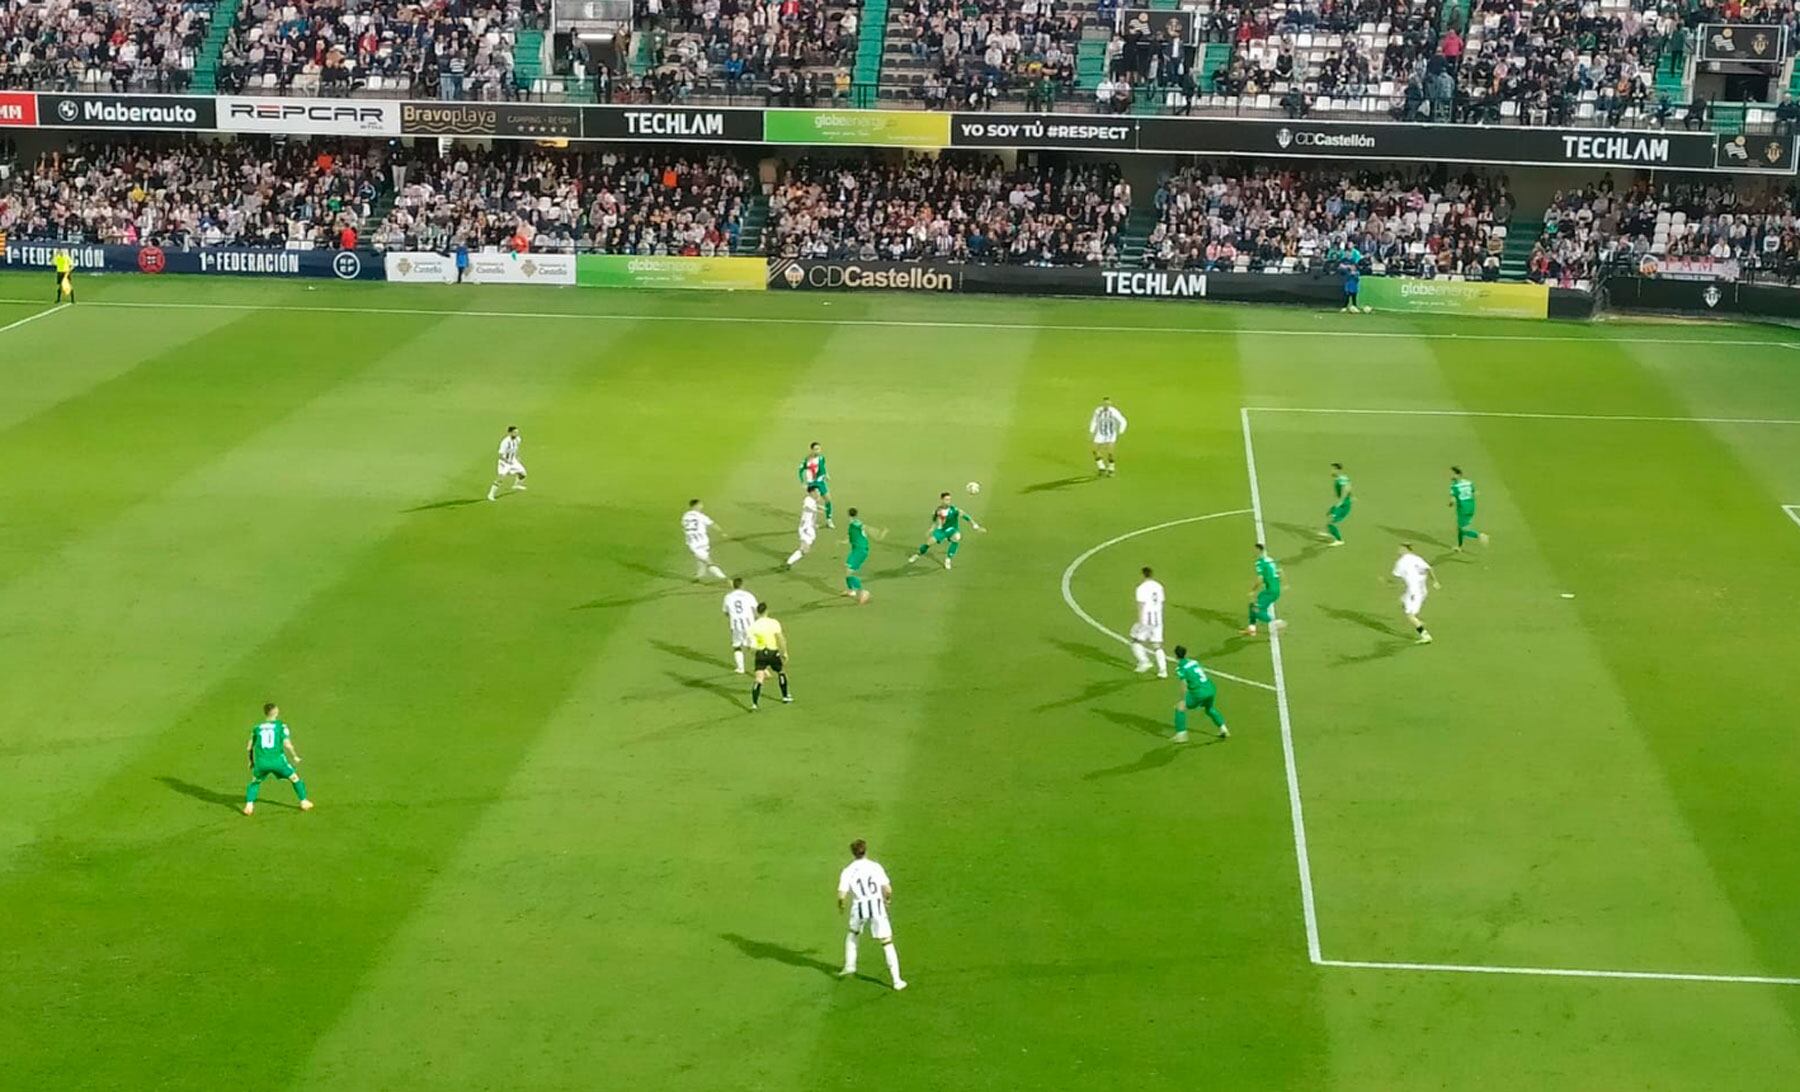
[{"xmin": 285, "ymin": 737, "xmax": 302, "ymax": 764}]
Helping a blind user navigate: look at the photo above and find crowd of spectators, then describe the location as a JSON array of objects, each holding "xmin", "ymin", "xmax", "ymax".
[
  {"xmin": 0, "ymin": 0, "xmax": 213, "ymax": 92},
  {"xmin": 894, "ymin": 0, "xmax": 1091, "ymax": 111},
  {"xmin": 375, "ymin": 146, "xmax": 749, "ymax": 254},
  {"xmin": 765, "ymin": 153, "xmax": 1127, "ymax": 263},
  {"xmin": 216, "ymin": 0, "xmax": 531, "ymax": 98},
  {"xmin": 0, "ymin": 138, "xmax": 383, "ymax": 248},
  {"xmin": 630, "ymin": 0, "xmax": 860, "ymax": 103},
  {"xmin": 1531, "ymin": 176, "xmax": 1800, "ymax": 283},
  {"xmin": 1146, "ymin": 162, "xmax": 1514, "ymax": 278}
]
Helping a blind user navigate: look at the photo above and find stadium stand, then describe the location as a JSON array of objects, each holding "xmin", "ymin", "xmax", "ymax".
[
  {"xmin": 763, "ymin": 152, "xmax": 1128, "ymax": 262},
  {"xmin": 628, "ymin": 0, "xmax": 862, "ymax": 104},
  {"xmin": 0, "ymin": 0, "xmax": 214, "ymax": 91},
  {"xmin": 0, "ymin": 138, "xmax": 385, "ymax": 247}
]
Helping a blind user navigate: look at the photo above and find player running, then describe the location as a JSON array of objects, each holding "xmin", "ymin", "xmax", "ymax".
[
  {"xmin": 243, "ymin": 702, "xmax": 313, "ymax": 815},
  {"xmin": 1130, "ymin": 566, "xmax": 1168, "ymax": 677},
  {"xmin": 748, "ymin": 602, "xmax": 791, "ymax": 709},
  {"xmin": 486, "ymin": 426, "xmax": 527, "ymax": 501},
  {"xmin": 1243, "ymin": 542, "xmax": 1286, "ymax": 637},
  {"xmin": 837, "ymin": 839, "xmax": 906, "ymax": 990},
  {"xmin": 1089, "ymin": 397, "xmax": 1128, "ymax": 476},
  {"xmin": 843, "ymin": 507, "xmax": 879, "ymax": 604},
  {"xmin": 1323, "ymin": 462, "xmax": 1352, "ymax": 545},
  {"xmin": 799, "ymin": 442, "xmax": 834, "ymax": 528},
  {"xmin": 1170, "ymin": 646, "xmax": 1229, "ymax": 742},
  {"xmin": 1392, "ymin": 543, "xmax": 1441, "ymax": 644},
  {"xmin": 907, "ymin": 491, "xmax": 984, "ymax": 570},
  {"xmin": 723, "ymin": 577, "xmax": 759, "ymax": 673},
  {"xmin": 784, "ymin": 485, "xmax": 823, "ymax": 569},
  {"xmin": 1450, "ymin": 466, "xmax": 1490, "ymax": 550},
  {"xmin": 682, "ymin": 499, "xmax": 730, "ymax": 582}
]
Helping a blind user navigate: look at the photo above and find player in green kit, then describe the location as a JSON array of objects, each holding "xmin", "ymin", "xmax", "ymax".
[
  {"xmin": 907, "ymin": 491, "xmax": 984, "ymax": 570},
  {"xmin": 1170, "ymin": 645, "xmax": 1228, "ymax": 742},
  {"xmin": 244, "ymin": 702, "xmax": 312, "ymax": 816},
  {"xmin": 1449, "ymin": 466, "xmax": 1490, "ymax": 550},
  {"xmin": 843, "ymin": 507, "xmax": 876, "ymax": 604},
  {"xmin": 1243, "ymin": 542, "xmax": 1286, "ymax": 637},
  {"xmin": 799, "ymin": 442, "xmax": 834, "ymax": 528},
  {"xmin": 1323, "ymin": 462, "xmax": 1352, "ymax": 545}
]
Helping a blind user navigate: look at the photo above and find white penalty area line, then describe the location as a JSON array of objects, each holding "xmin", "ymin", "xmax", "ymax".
[
  {"xmin": 1243, "ymin": 404, "xmax": 1800, "ymax": 988},
  {"xmin": 1240, "ymin": 408, "xmax": 1324, "ymax": 965},
  {"xmin": 1320, "ymin": 957, "xmax": 1800, "ymax": 987},
  {"xmin": 0, "ymin": 296, "xmax": 1793, "ymax": 349},
  {"xmin": 0, "ymin": 302, "xmax": 70, "ymax": 336},
  {"xmin": 1248, "ymin": 406, "xmax": 1800, "ymax": 427},
  {"xmin": 1057, "ymin": 509, "xmax": 1275, "ymax": 693}
]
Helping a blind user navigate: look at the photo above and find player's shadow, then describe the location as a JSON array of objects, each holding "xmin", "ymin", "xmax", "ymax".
[
  {"xmin": 613, "ymin": 558, "xmax": 689, "ymax": 582},
  {"xmin": 650, "ymin": 639, "xmax": 718, "ymax": 668},
  {"xmin": 1332, "ymin": 642, "xmax": 1411, "ymax": 668},
  {"xmin": 663, "ymin": 670, "xmax": 742, "ymax": 710},
  {"xmin": 1269, "ymin": 522, "xmax": 1333, "ymax": 569},
  {"xmin": 1031, "ymin": 677, "xmax": 1136, "ymax": 713},
  {"xmin": 1019, "ymin": 476, "xmax": 1092, "ymax": 495},
  {"xmin": 1048, "ymin": 637, "xmax": 1121, "ymax": 669},
  {"xmin": 1175, "ymin": 604, "xmax": 1247, "ymax": 633},
  {"xmin": 1379, "ymin": 525, "xmax": 1450, "ymax": 550},
  {"xmin": 735, "ymin": 501, "xmax": 793, "ymax": 522},
  {"xmin": 1317, "ymin": 604, "xmax": 1403, "ymax": 638},
  {"xmin": 572, "ymin": 587, "xmax": 697, "ymax": 611},
  {"xmin": 402, "ymin": 498, "xmax": 483, "ymax": 513},
  {"xmin": 156, "ymin": 776, "xmax": 261, "ymax": 812},
  {"xmin": 1095, "ymin": 709, "xmax": 1172, "ymax": 739},
  {"xmin": 719, "ymin": 933, "xmax": 839, "ymax": 978}
]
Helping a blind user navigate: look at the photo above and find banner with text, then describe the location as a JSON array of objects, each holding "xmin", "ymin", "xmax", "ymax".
[
  {"xmin": 384, "ymin": 251, "xmax": 460, "ymax": 283},
  {"xmin": 466, "ymin": 252, "xmax": 577, "ymax": 285},
  {"xmin": 579, "ymin": 255, "xmax": 765, "ymax": 290},
  {"xmin": 0, "ymin": 240, "xmax": 380, "ymax": 279},
  {"xmin": 1357, "ymin": 277, "xmax": 1549, "ymax": 319},
  {"xmin": 219, "ymin": 96, "xmax": 400, "ymax": 135},
  {"xmin": 584, "ymin": 105, "xmax": 764, "ymax": 142},
  {"xmin": 40, "ymin": 92, "xmax": 214, "ymax": 130},
  {"xmin": 764, "ymin": 108, "xmax": 949, "ymax": 147}
]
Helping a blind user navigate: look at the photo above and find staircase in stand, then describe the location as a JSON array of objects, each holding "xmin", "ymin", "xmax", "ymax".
[
  {"xmin": 734, "ymin": 193, "xmax": 770, "ymax": 256},
  {"xmin": 852, "ymin": 0, "xmax": 888, "ymax": 109},
  {"xmin": 513, "ymin": 27, "xmax": 546, "ymax": 96},
  {"xmin": 1498, "ymin": 217, "xmax": 1540, "ymax": 281},
  {"xmin": 191, "ymin": 0, "xmax": 240, "ymax": 93}
]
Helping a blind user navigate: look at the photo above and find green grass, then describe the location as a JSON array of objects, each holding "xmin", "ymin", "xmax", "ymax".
[{"xmin": 2, "ymin": 273, "xmax": 1800, "ymax": 1089}]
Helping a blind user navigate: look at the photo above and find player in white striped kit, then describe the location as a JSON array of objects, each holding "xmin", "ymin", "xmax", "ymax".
[
  {"xmin": 837, "ymin": 839, "xmax": 906, "ymax": 990},
  {"xmin": 783, "ymin": 485, "xmax": 823, "ymax": 568},
  {"xmin": 486, "ymin": 426, "xmax": 527, "ymax": 500},
  {"xmin": 1130, "ymin": 566, "xmax": 1168, "ymax": 677},
  {"xmin": 722, "ymin": 577, "xmax": 758, "ymax": 673},
  {"xmin": 1392, "ymin": 543, "xmax": 1441, "ymax": 644},
  {"xmin": 682, "ymin": 498, "xmax": 730, "ymax": 582},
  {"xmin": 1089, "ymin": 398, "xmax": 1128, "ymax": 476}
]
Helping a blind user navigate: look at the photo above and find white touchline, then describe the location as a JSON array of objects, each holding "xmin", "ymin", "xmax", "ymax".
[
  {"xmin": 1239, "ymin": 408, "xmax": 1325, "ymax": 965},
  {"xmin": 1058, "ymin": 510, "xmax": 1275, "ymax": 693},
  {"xmin": 2, "ymin": 296, "xmax": 1794, "ymax": 349},
  {"xmin": 0, "ymin": 303, "xmax": 70, "ymax": 337},
  {"xmin": 1244, "ymin": 405, "xmax": 1800, "ymax": 987},
  {"xmin": 1250, "ymin": 406, "xmax": 1800, "ymax": 426}
]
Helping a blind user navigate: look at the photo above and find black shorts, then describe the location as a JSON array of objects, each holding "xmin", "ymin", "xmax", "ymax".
[{"xmin": 754, "ymin": 649, "xmax": 784, "ymax": 672}]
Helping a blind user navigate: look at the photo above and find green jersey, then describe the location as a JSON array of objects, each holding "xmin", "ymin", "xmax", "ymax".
[
  {"xmin": 799, "ymin": 453, "xmax": 828, "ymax": 487},
  {"xmin": 250, "ymin": 719, "xmax": 289, "ymax": 762},
  {"xmin": 848, "ymin": 519, "xmax": 868, "ymax": 551},
  {"xmin": 1255, "ymin": 554, "xmax": 1280, "ymax": 592},
  {"xmin": 1176, "ymin": 657, "xmax": 1212, "ymax": 694},
  {"xmin": 1451, "ymin": 478, "xmax": 1476, "ymax": 509},
  {"xmin": 936, "ymin": 504, "xmax": 963, "ymax": 532},
  {"xmin": 1333, "ymin": 473, "xmax": 1351, "ymax": 500}
]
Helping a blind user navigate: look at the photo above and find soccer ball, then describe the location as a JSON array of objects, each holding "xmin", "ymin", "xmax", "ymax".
[{"xmin": 966, "ymin": 481, "xmax": 981, "ymax": 495}]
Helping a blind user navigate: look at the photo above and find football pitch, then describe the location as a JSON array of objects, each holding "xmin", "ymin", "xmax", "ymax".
[{"xmin": 3, "ymin": 272, "xmax": 1799, "ymax": 1090}]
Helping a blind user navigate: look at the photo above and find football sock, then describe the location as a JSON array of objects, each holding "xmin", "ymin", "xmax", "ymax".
[
  {"xmin": 883, "ymin": 942, "xmax": 902, "ymax": 983},
  {"xmin": 1130, "ymin": 642, "xmax": 1149, "ymax": 669},
  {"xmin": 733, "ymin": 649, "xmax": 745, "ymax": 672},
  {"xmin": 1173, "ymin": 709, "xmax": 1188, "ymax": 733},
  {"xmin": 706, "ymin": 564, "xmax": 727, "ymax": 580},
  {"xmin": 777, "ymin": 673, "xmax": 789, "ymax": 698},
  {"xmin": 292, "ymin": 778, "xmax": 308, "ymax": 802},
  {"xmin": 946, "ymin": 540, "xmax": 959, "ymax": 558},
  {"xmin": 785, "ymin": 549, "xmax": 803, "ymax": 566},
  {"xmin": 1327, "ymin": 522, "xmax": 1342, "ymax": 541},
  {"xmin": 846, "ymin": 575, "xmax": 861, "ymax": 592},
  {"xmin": 1154, "ymin": 648, "xmax": 1167, "ymax": 674},
  {"xmin": 1094, "ymin": 457, "xmax": 1106, "ymax": 471},
  {"xmin": 916, "ymin": 543, "xmax": 930, "ymax": 556},
  {"xmin": 751, "ymin": 683, "xmax": 762, "ymax": 708},
  {"xmin": 1203, "ymin": 703, "xmax": 1225, "ymax": 729},
  {"xmin": 1247, "ymin": 604, "xmax": 1258, "ymax": 626},
  {"xmin": 843, "ymin": 934, "xmax": 857, "ymax": 973},
  {"xmin": 1107, "ymin": 459, "xmax": 1116, "ymax": 473},
  {"xmin": 245, "ymin": 779, "xmax": 261, "ymax": 804},
  {"xmin": 824, "ymin": 500, "xmax": 834, "ymax": 521}
]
